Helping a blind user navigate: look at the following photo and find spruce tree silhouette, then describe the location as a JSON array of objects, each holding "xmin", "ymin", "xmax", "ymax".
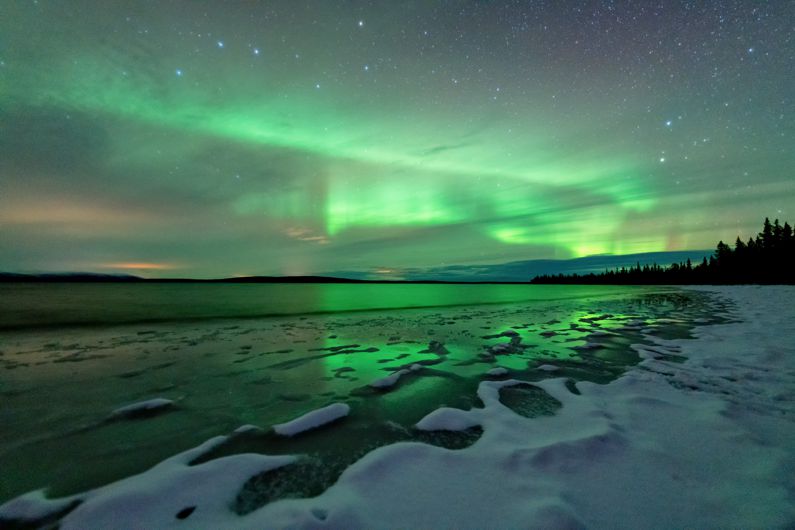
[{"xmin": 531, "ymin": 217, "xmax": 793, "ymax": 285}]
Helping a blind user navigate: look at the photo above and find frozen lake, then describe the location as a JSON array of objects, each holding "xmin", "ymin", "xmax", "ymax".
[
  {"xmin": 0, "ymin": 284, "xmax": 724, "ymax": 506},
  {"xmin": 14, "ymin": 284, "xmax": 795, "ymax": 530}
]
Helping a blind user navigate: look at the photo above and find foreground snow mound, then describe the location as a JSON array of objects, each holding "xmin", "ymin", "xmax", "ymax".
[
  {"xmin": 0, "ymin": 429, "xmax": 296, "ymax": 529},
  {"xmin": 273, "ymin": 403, "xmax": 350, "ymax": 436}
]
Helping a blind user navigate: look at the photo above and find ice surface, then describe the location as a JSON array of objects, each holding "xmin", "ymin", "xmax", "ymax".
[
  {"xmin": 253, "ymin": 286, "xmax": 794, "ymax": 529},
  {"xmin": 272, "ymin": 403, "xmax": 350, "ymax": 437},
  {"xmin": 3, "ymin": 286, "xmax": 794, "ymax": 529}
]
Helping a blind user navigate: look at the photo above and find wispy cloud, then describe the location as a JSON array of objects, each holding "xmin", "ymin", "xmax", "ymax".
[{"xmin": 97, "ymin": 262, "xmax": 182, "ymax": 271}]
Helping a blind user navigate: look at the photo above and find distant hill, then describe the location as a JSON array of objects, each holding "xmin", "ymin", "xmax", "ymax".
[
  {"xmin": 0, "ymin": 273, "xmax": 362, "ymax": 283},
  {"xmin": 0, "ymin": 273, "xmax": 458, "ymax": 284},
  {"xmin": 0, "ymin": 272, "xmax": 143, "ymax": 282},
  {"xmin": 1, "ymin": 250, "xmax": 715, "ymax": 284},
  {"xmin": 323, "ymin": 250, "xmax": 712, "ymax": 283}
]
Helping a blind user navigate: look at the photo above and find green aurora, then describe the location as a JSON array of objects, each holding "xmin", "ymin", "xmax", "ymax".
[{"xmin": 1, "ymin": 1, "xmax": 793, "ymax": 277}]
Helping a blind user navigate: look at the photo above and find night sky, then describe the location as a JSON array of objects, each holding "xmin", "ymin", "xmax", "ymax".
[{"xmin": 2, "ymin": 1, "xmax": 793, "ymax": 278}]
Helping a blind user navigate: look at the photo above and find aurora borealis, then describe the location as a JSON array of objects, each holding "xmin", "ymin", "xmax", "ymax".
[{"xmin": 1, "ymin": 1, "xmax": 793, "ymax": 278}]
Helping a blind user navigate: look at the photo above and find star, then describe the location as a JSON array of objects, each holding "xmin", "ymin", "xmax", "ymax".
[
  {"xmin": 175, "ymin": 68, "xmax": 183, "ymax": 76},
  {"xmin": 217, "ymin": 40, "xmax": 224, "ymax": 48},
  {"xmin": 357, "ymin": 20, "xmax": 364, "ymax": 27}
]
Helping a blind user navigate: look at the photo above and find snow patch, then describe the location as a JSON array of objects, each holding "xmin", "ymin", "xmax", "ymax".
[
  {"xmin": 0, "ymin": 430, "xmax": 295, "ymax": 529},
  {"xmin": 272, "ymin": 403, "xmax": 350, "ymax": 436},
  {"xmin": 370, "ymin": 369, "xmax": 409, "ymax": 388},
  {"xmin": 415, "ymin": 407, "xmax": 481, "ymax": 432},
  {"xmin": 109, "ymin": 398, "xmax": 174, "ymax": 419}
]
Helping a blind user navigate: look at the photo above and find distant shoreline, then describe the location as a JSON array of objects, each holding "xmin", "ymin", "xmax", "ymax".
[
  {"xmin": 0, "ymin": 273, "xmax": 535, "ymax": 285},
  {"xmin": 1, "ymin": 273, "xmax": 790, "ymax": 286}
]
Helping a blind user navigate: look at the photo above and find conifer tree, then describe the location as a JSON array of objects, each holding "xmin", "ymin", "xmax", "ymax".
[
  {"xmin": 761, "ymin": 217, "xmax": 773, "ymax": 249},
  {"xmin": 530, "ymin": 217, "xmax": 793, "ymax": 285}
]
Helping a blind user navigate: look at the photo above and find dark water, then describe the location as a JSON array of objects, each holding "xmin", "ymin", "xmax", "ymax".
[
  {"xmin": 1, "ymin": 282, "xmax": 651, "ymax": 329},
  {"xmin": 0, "ymin": 283, "xmax": 729, "ymax": 514}
]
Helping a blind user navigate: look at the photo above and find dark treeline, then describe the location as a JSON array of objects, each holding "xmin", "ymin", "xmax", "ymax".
[{"xmin": 531, "ymin": 217, "xmax": 794, "ymax": 285}]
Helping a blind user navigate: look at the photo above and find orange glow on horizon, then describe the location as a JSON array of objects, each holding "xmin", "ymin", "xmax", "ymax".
[{"xmin": 99, "ymin": 262, "xmax": 181, "ymax": 271}]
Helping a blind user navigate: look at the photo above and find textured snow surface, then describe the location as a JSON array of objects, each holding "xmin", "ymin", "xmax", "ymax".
[
  {"xmin": 272, "ymin": 403, "xmax": 350, "ymax": 436},
  {"xmin": 2, "ymin": 286, "xmax": 793, "ymax": 529}
]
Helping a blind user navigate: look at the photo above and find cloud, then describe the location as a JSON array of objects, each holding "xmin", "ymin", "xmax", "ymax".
[
  {"xmin": 97, "ymin": 262, "xmax": 182, "ymax": 271},
  {"xmin": 324, "ymin": 250, "xmax": 713, "ymax": 282}
]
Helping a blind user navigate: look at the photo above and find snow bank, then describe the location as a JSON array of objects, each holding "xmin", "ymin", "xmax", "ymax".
[
  {"xmin": 370, "ymin": 364, "xmax": 422, "ymax": 388},
  {"xmin": 233, "ymin": 424, "xmax": 262, "ymax": 434},
  {"xmin": 370, "ymin": 370, "xmax": 409, "ymax": 389},
  {"xmin": 415, "ymin": 407, "xmax": 481, "ymax": 431},
  {"xmin": 109, "ymin": 398, "xmax": 174, "ymax": 419},
  {"xmin": 272, "ymin": 403, "xmax": 350, "ymax": 437},
  {"xmin": 0, "ymin": 429, "xmax": 295, "ymax": 529}
]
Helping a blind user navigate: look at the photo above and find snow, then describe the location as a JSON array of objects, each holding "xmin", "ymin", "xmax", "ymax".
[
  {"xmin": 109, "ymin": 398, "xmax": 174, "ymax": 419},
  {"xmin": 489, "ymin": 343, "xmax": 512, "ymax": 354},
  {"xmin": 536, "ymin": 364, "xmax": 559, "ymax": 372},
  {"xmin": 3, "ymin": 286, "xmax": 794, "ymax": 529},
  {"xmin": 233, "ymin": 424, "xmax": 262, "ymax": 434},
  {"xmin": 256, "ymin": 286, "xmax": 793, "ymax": 529},
  {"xmin": 0, "ymin": 429, "xmax": 295, "ymax": 529},
  {"xmin": 486, "ymin": 367, "xmax": 509, "ymax": 376},
  {"xmin": 0, "ymin": 490, "xmax": 78, "ymax": 523},
  {"xmin": 415, "ymin": 406, "xmax": 481, "ymax": 432},
  {"xmin": 370, "ymin": 369, "xmax": 410, "ymax": 388},
  {"xmin": 272, "ymin": 403, "xmax": 350, "ymax": 436}
]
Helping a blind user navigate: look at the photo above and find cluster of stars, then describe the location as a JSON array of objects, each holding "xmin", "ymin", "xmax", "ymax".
[{"xmin": 3, "ymin": 0, "xmax": 792, "ymax": 274}]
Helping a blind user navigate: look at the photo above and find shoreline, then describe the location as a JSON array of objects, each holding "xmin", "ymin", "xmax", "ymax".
[{"xmin": 1, "ymin": 286, "xmax": 793, "ymax": 528}]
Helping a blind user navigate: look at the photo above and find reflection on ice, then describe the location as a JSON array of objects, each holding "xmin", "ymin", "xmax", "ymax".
[{"xmin": 0, "ymin": 286, "xmax": 733, "ymax": 527}]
